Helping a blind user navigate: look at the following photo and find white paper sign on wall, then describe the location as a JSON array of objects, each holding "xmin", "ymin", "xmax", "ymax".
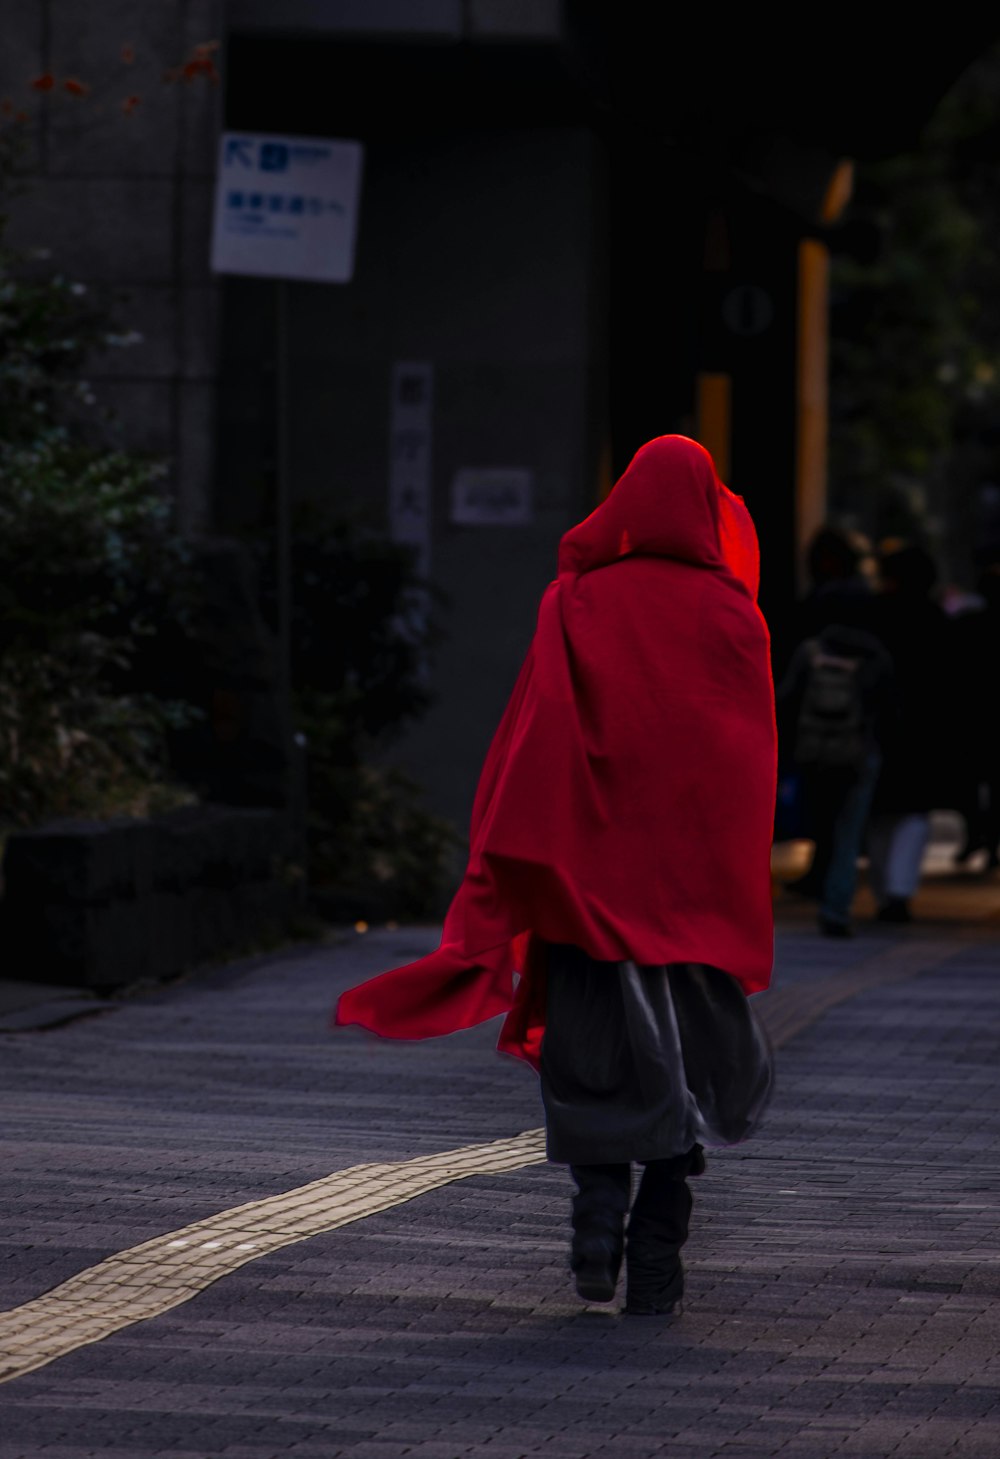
[
  {"xmin": 451, "ymin": 469, "xmax": 534, "ymax": 526},
  {"xmin": 388, "ymin": 362, "xmax": 434, "ymax": 577},
  {"xmin": 210, "ymin": 131, "xmax": 363, "ymax": 282}
]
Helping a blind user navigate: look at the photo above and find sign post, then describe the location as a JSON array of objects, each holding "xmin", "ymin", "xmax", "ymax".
[
  {"xmin": 274, "ymin": 277, "xmax": 292, "ymax": 745},
  {"xmin": 211, "ymin": 131, "xmax": 363, "ymax": 779}
]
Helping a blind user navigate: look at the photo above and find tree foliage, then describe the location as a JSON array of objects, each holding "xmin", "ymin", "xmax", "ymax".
[
  {"xmin": 829, "ymin": 45, "xmax": 1000, "ymax": 566},
  {"xmin": 256, "ymin": 509, "xmax": 460, "ymax": 918},
  {"xmin": 0, "ymin": 223, "xmax": 197, "ymax": 828}
]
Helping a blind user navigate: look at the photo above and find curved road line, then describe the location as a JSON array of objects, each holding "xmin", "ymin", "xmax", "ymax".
[
  {"xmin": 0, "ymin": 934, "xmax": 969, "ymax": 1385},
  {"xmin": 0, "ymin": 1131, "xmax": 547, "ymax": 1385}
]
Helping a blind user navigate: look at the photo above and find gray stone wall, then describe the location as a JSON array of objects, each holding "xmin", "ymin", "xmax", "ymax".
[{"xmin": 2, "ymin": 0, "xmax": 224, "ymax": 533}]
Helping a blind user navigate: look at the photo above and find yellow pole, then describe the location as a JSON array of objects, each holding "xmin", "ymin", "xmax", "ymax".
[
  {"xmin": 696, "ymin": 371, "xmax": 732, "ymax": 481},
  {"xmin": 795, "ymin": 160, "xmax": 854, "ymax": 591},
  {"xmin": 795, "ymin": 238, "xmax": 830, "ymax": 588}
]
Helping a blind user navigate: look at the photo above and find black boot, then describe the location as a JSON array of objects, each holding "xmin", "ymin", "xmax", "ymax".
[
  {"xmin": 876, "ymin": 896, "xmax": 912, "ymax": 924},
  {"xmin": 625, "ymin": 1145, "xmax": 705, "ymax": 1316},
  {"xmin": 568, "ymin": 1164, "xmax": 631, "ymax": 1303}
]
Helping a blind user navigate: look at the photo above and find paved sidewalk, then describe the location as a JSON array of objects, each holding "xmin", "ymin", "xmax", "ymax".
[{"xmin": 0, "ymin": 906, "xmax": 999, "ymax": 1457}]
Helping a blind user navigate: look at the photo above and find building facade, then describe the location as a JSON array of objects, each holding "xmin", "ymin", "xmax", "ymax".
[{"xmin": 6, "ymin": 1, "xmax": 996, "ymax": 828}]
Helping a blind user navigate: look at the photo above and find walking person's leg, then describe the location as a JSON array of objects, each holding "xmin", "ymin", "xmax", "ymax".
[
  {"xmin": 877, "ymin": 812, "xmax": 931, "ymax": 919},
  {"xmin": 542, "ymin": 946, "xmax": 697, "ymax": 1313},
  {"xmin": 819, "ymin": 755, "xmax": 880, "ymax": 935},
  {"xmin": 567, "ymin": 1164, "xmax": 631, "ymax": 1302},
  {"xmin": 789, "ymin": 771, "xmax": 838, "ymax": 896},
  {"xmin": 625, "ymin": 1145, "xmax": 705, "ymax": 1315},
  {"xmin": 541, "ymin": 950, "xmax": 771, "ymax": 1316},
  {"xmin": 541, "ymin": 944, "xmax": 637, "ymax": 1305}
]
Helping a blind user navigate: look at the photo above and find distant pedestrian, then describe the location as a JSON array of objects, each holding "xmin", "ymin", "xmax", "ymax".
[
  {"xmin": 777, "ymin": 525, "xmax": 891, "ymax": 936},
  {"xmin": 776, "ymin": 525, "xmax": 874, "ymax": 680},
  {"xmin": 868, "ymin": 543, "xmax": 951, "ymax": 921},
  {"xmin": 778, "ymin": 615, "xmax": 892, "ymax": 935},
  {"xmin": 335, "ymin": 437, "xmax": 775, "ymax": 1317},
  {"xmin": 950, "ymin": 557, "xmax": 1000, "ymax": 872}
]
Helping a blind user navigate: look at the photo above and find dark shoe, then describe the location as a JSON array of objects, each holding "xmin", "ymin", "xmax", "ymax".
[
  {"xmin": 819, "ymin": 915, "xmax": 854, "ymax": 938},
  {"xmin": 624, "ymin": 1147, "xmax": 702, "ymax": 1316},
  {"xmin": 625, "ymin": 1262, "xmax": 684, "ymax": 1317},
  {"xmin": 574, "ymin": 1256, "xmax": 619, "ymax": 1304},
  {"xmin": 876, "ymin": 897, "xmax": 912, "ymax": 923},
  {"xmin": 569, "ymin": 1164, "xmax": 630, "ymax": 1303}
]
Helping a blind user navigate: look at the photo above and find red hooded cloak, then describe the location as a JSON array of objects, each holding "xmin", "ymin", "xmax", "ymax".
[{"xmin": 334, "ymin": 436, "xmax": 777, "ymax": 1068}]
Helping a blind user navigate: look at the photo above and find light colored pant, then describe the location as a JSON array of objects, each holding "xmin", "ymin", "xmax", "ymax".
[{"xmin": 867, "ymin": 813, "xmax": 931, "ymax": 902}]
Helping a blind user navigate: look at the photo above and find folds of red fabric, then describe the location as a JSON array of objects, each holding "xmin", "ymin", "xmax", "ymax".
[{"xmin": 334, "ymin": 437, "xmax": 777, "ymax": 1069}]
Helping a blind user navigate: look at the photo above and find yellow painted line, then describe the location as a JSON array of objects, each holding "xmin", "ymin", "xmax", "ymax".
[
  {"xmin": 0, "ymin": 933, "xmax": 972, "ymax": 1387},
  {"xmin": 0, "ymin": 1130, "xmax": 546, "ymax": 1385}
]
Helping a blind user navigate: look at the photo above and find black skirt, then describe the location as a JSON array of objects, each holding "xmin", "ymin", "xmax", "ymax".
[{"xmin": 539, "ymin": 944, "xmax": 773, "ymax": 1165}]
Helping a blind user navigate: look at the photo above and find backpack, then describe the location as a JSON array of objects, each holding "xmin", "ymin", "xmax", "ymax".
[{"xmin": 793, "ymin": 639, "xmax": 867, "ymax": 770}]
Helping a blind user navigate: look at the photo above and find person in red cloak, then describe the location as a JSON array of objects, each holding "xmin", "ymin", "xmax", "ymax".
[{"xmin": 335, "ymin": 434, "xmax": 776, "ymax": 1316}]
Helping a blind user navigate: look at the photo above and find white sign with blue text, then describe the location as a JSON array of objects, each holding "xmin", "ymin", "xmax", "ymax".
[
  {"xmin": 210, "ymin": 131, "xmax": 363, "ymax": 283},
  {"xmin": 389, "ymin": 362, "xmax": 434, "ymax": 578}
]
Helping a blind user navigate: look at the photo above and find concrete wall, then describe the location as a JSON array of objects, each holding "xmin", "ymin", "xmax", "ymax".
[
  {"xmin": 217, "ymin": 124, "xmax": 607, "ymax": 829},
  {"xmin": 1, "ymin": 0, "xmax": 224, "ymax": 533}
]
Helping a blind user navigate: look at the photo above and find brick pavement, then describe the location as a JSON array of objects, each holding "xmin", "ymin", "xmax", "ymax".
[{"xmin": 0, "ymin": 903, "xmax": 998, "ymax": 1457}]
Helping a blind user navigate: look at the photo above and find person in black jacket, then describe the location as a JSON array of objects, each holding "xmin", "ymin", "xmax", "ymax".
[
  {"xmin": 776, "ymin": 527, "xmax": 875, "ymax": 681},
  {"xmin": 778, "ymin": 614, "xmax": 892, "ymax": 936}
]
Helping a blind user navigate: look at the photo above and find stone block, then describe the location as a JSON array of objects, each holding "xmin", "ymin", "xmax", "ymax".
[
  {"xmin": 16, "ymin": 897, "xmax": 154, "ymax": 990},
  {"xmin": 179, "ymin": 0, "xmax": 223, "ymax": 179},
  {"xmin": 150, "ymin": 805, "xmax": 280, "ymax": 890},
  {"xmin": 90, "ymin": 283, "xmax": 179, "ymax": 380},
  {"xmin": 179, "ymin": 89, "xmax": 221, "ymax": 182},
  {"xmin": 180, "ymin": 284, "xmax": 220, "ymax": 380},
  {"xmin": 88, "ymin": 378, "xmax": 174, "ymax": 457},
  {"xmin": 0, "ymin": 0, "xmax": 46, "ymax": 171},
  {"xmin": 45, "ymin": 88, "xmax": 180, "ymax": 181},
  {"xmin": 147, "ymin": 890, "xmax": 191, "ymax": 979},
  {"xmin": 4, "ymin": 176, "xmax": 175, "ymax": 282},
  {"xmin": 0, "ymin": 0, "xmax": 46, "ymax": 84},
  {"xmin": 147, "ymin": 810, "xmax": 212, "ymax": 891},
  {"xmin": 1, "ymin": 804, "xmax": 294, "ymax": 988},
  {"xmin": 179, "ymin": 176, "xmax": 216, "ymax": 282},
  {"xmin": 227, "ymin": 0, "xmax": 461, "ymax": 36},
  {"xmin": 232, "ymin": 878, "xmax": 290, "ymax": 943},
  {"xmin": 46, "ymin": 0, "xmax": 182, "ymax": 178},
  {"xmin": 82, "ymin": 898, "xmax": 156, "ymax": 988},
  {"xmin": 3, "ymin": 819, "xmax": 155, "ymax": 903},
  {"xmin": 174, "ymin": 378, "xmax": 217, "ymax": 535},
  {"xmin": 188, "ymin": 884, "xmax": 239, "ymax": 962}
]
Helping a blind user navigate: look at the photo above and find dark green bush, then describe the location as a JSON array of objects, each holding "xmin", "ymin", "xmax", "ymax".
[
  {"xmin": 257, "ymin": 510, "xmax": 461, "ymax": 919},
  {"xmin": 300, "ymin": 711, "xmax": 461, "ymax": 921},
  {"xmin": 0, "ymin": 434, "xmax": 199, "ymax": 827},
  {"xmin": 0, "ymin": 226, "xmax": 198, "ymax": 830}
]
